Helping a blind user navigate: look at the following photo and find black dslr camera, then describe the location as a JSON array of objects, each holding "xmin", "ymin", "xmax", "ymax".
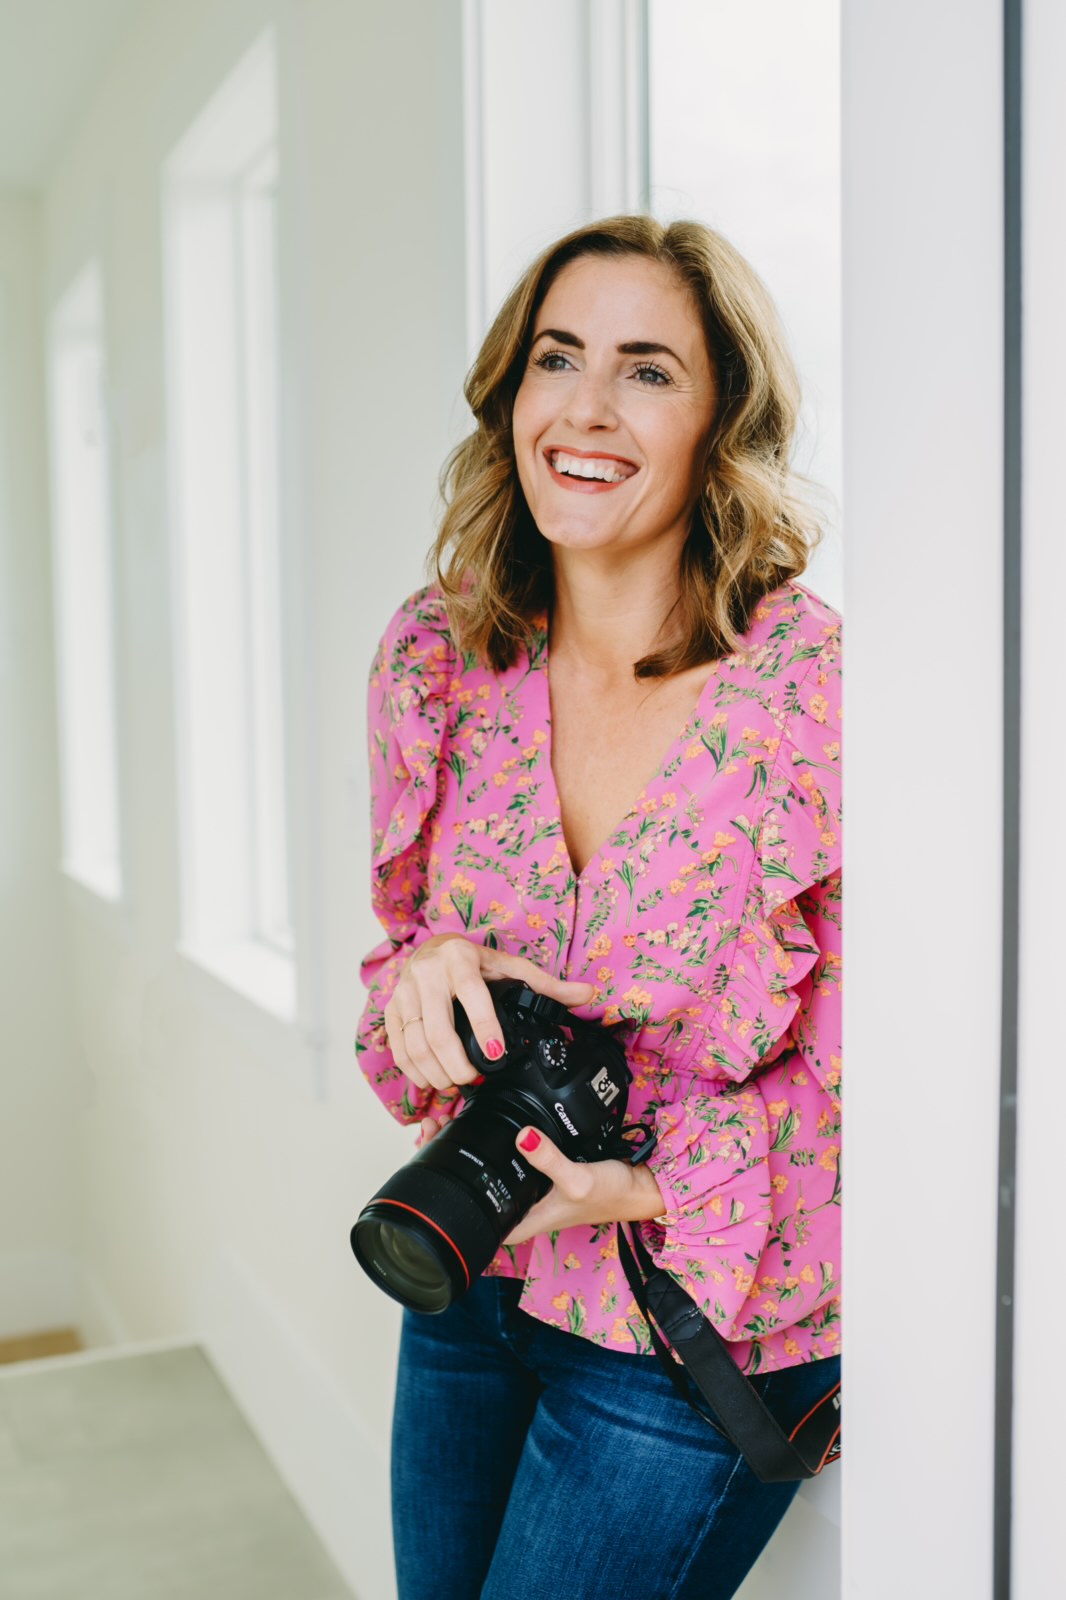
[{"xmin": 350, "ymin": 979, "xmax": 657, "ymax": 1313}]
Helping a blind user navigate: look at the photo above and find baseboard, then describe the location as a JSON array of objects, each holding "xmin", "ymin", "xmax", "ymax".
[{"xmin": 194, "ymin": 1248, "xmax": 394, "ymax": 1600}]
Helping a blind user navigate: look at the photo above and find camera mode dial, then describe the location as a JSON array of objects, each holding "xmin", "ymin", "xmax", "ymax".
[{"xmin": 536, "ymin": 1037, "xmax": 569, "ymax": 1072}]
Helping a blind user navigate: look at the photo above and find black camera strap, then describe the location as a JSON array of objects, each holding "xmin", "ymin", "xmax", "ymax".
[{"xmin": 616, "ymin": 1223, "xmax": 840, "ymax": 1484}]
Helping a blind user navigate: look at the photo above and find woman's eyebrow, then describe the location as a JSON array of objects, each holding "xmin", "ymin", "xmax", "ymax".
[{"xmin": 531, "ymin": 327, "xmax": 687, "ymax": 370}]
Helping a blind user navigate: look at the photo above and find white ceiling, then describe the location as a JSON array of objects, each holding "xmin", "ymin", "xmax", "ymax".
[{"xmin": 0, "ymin": 0, "xmax": 152, "ymax": 189}]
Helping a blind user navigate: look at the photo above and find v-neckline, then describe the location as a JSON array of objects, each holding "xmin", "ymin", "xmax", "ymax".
[{"xmin": 532, "ymin": 613, "xmax": 723, "ymax": 887}]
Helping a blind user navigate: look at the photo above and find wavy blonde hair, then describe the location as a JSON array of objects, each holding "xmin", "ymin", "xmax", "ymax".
[{"xmin": 432, "ymin": 214, "xmax": 826, "ymax": 677}]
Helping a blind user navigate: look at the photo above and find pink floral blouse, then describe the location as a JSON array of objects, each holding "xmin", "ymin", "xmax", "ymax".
[{"xmin": 355, "ymin": 579, "xmax": 842, "ymax": 1375}]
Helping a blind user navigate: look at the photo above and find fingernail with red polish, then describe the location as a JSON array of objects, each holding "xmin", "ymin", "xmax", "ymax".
[
  {"xmin": 518, "ymin": 1129, "xmax": 541, "ymax": 1152},
  {"xmin": 485, "ymin": 1038, "xmax": 505, "ymax": 1061},
  {"xmin": 471, "ymin": 1074, "xmax": 485, "ymax": 1085}
]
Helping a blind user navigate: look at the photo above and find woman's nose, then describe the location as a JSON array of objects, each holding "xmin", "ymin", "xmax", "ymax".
[{"xmin": 563, "ymin": 366, "xmax": 618, "ymax": 430}]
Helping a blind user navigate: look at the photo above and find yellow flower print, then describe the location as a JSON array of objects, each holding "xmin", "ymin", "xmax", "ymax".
[
  {"xmin": 488, "ymin": 900, "xmax": 513, "ymax": 923},
  {"xmin": 601, "ymin": 859, "xmax": 616, "ymax": 874},
  {"xmin": 551, "ymin": 1292, "xmax": 570, "ymax": 1311},
  {"xmin": 800, "ymin": 1265, "xmax": 816, "ymax": 1284},
  {"xmin": 742, "ymin": 726, "xmax": 762, "ymax": 740},
  {"xmin": 456, "ymin": 688, "xmax": 474, "ymax": 704},
  {"xmin": 733, "ymin": 1268, "xmax": 755, "ymax": 1295},
  {"xmin": 563, "ymin": 1253, "xmax": 581, "ymax": 1270},
  {"xmin": 708, "ymin": 1195, "xmax": 723, "ymax": 1216},
  {"xmin": 661, "ymin": 791, "xmax": 677, "ymax": 807},
  {"xmin": 819, "ymin": 1144, "xmax": 841, "ymax": 1171},
  {"xmin": 450, "ymin": 872, "xmax": 476, "ymax": 894},
  {"xmin": 621, "ymin": 986, "xmax": 653, "ymax": 1007},
  {"xmin": 760, "ymin": 1275, "xmax": 780, "ymax": 1289},
  {"xmin": 493, "ymin": 772, "xmax": 509, "ymax": 787},
  {"xmin": 522, "ymin": 745, "xmax": 539, "ymax": 759},
  {"xmin": 532, "ymin": 728, "xmax": 547, "ymax": 743},
  {"xmin": 589, "ymin": 934, "xmax": 612, "ymax": 959},
  {"xmin": 684, "ymin": 739, "xmax": 702, "ymax": 759},
  {"xmin": 611, "ymin": 1318, "xmax": 631, "ymax": 1343},
  {"xmin": 597, "ymin": 966, "xmax": 613, "ymax": 982},
  {"xmin": 785, "ymin": 1275, "xmax": 800, "ymax": 1290},
  {"xmin": 784, "ymin": 1338, "xmax": 801, "ymax": 1357},
  {"xmin": 768, "ymin": 1100, "xmax": 789, "ymax": 1117},
  {"xmin": 598, "ymin": 1235, "xmax": 620, "ymax": 1261},
  {"xmin": 822, "ymin": 741, "xmax": 840, "ymax": 759},
  {"xmin": 792, "ymin": 1070, "xmax": 809, "ymax": 1085},
  {"xmin": 606, "ymin": 1268, "xmax": 616, "ymax": 1286},
  {"xmin": 476, "ymin": 683, "xmax": 492, "ymax": 699},
  {"xmin": 808, "ymin": 692, "xmax": 829, "ymax": 723},
  {"xmin": 438, "ymin": 892, "xmax": 455, "ymax": 914}
]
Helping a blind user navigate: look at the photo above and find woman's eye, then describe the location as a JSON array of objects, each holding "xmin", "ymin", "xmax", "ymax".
[
  {"xmin": 633, "ymin": 363, "xmax": 671, "ymax": 387},
  {"xmin": 533, "ymin": 349, "xmax": 572, "ymax": 372}
]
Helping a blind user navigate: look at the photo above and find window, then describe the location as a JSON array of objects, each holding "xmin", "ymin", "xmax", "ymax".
[
  {"xmin": 648, "ymin": 0, "xmax": 843, "ymax": 598},
  {"xmin": 162, "ymin": 28, "xmax": 294, "ymax": 1018},
  {"xmin": 47, "ymin": 261, "xmax": 123, "ymax": 900}
]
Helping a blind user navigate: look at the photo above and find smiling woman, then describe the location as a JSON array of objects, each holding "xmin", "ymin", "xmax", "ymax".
[
  {"xmin": 432, "ymin": 214, "xmax": 824, "ymax": 678},
  {"xmin": 354, "ymin": 214, "xmax": 843, "ymax": 1600}
]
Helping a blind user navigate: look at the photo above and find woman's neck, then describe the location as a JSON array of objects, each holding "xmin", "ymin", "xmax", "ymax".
[{"xmin": 548, "ymin": 545, "xmax": 683, "ymax": 682}]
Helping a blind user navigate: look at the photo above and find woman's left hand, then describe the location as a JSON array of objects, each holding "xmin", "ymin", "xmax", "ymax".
[{"xmin": 416, "ymin": 1118, "xmax": 666, "ymax": 1245}]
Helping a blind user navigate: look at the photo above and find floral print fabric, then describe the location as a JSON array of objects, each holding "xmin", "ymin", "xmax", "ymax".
[{"xmin": 355, "ymin": 580, "xmax": 842, "ymax": 1374}]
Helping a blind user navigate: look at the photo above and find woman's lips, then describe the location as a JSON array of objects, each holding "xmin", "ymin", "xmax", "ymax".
[{"xmin": 544, "ymin": 454, "xmax": 637, "ymax": 493}]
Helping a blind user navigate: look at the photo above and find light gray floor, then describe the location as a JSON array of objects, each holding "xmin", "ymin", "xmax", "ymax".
[{"xmin": 0, "ymin": 1344, "xmax": 354, "ymax": 1600}]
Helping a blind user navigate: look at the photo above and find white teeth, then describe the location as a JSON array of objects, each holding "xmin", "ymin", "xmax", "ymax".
[{"xmin": 550, "ymin": 450, "xmax": 632, "ymax": 483}]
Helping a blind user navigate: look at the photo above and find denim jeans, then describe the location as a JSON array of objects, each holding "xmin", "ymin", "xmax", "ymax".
[{"xmin": 390, "ymin": 1275, "xmax": 840, "ymax": 1600}]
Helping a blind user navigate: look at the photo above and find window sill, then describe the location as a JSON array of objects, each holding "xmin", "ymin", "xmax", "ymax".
[{"xmin": 176, "ymin": 937, "xmax": 296, "ymax": 1023}]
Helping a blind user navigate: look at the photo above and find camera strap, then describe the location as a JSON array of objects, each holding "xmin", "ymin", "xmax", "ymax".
[{"xmin": 616, "ymin": 1223, "xmax": 841, "ymax": 1484}]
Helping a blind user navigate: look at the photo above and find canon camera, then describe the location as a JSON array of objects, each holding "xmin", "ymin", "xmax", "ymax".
[{"xmin": 350, "ymin": 979, "xmax": 656, "ymax": 1313}]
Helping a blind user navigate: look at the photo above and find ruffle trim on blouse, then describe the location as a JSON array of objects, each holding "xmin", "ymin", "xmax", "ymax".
[
  {"xmin": 683, "ymin": 625, "xmax": 842, "ymax": 1086},
  {"xmin": 640, "ymin": 1085, "xmax": 774, "ymax": 1334},
  {"xmin": 369, "ymin": 589, "xmax": 455, "ymax": 876}
]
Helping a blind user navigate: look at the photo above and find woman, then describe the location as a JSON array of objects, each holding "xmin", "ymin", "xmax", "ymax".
[{"xmin": 355, "ymin": 215, "xmax": 842, "ymax": 1599}]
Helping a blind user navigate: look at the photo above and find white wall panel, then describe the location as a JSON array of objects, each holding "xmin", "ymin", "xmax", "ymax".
[{"xmin": 841, "ymin": 4, "xmax": 1003, "ymax": 1595}]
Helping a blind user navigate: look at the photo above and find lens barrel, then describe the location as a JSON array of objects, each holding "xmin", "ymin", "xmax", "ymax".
[{"xmin": 350, "ymin": 1101, "xmax": 550, "ymax": 1313}]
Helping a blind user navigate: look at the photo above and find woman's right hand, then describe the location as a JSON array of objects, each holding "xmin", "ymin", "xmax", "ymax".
[{"xmin": 383, "ymin": 932, "xmax": 595, "ymax": 1097}]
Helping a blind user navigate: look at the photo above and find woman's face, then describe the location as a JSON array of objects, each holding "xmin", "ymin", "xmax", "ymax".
[{"xmin": 512, "ymin": 254, "xmax": 718, "ymax": 562}]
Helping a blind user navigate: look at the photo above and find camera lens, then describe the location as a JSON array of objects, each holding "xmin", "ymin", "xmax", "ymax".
[
  {"xmin": 354, "ymin": 1217, "xmax": 453, "ymax": 1313},
  {"xmin": 351, "ymin": 1104, "xmax": 548, "ymax": 1313}
]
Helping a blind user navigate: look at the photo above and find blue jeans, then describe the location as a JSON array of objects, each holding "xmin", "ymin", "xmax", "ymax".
[{"xmin": 390, "ymin": 1275, "xmax": 840, "ymax": 1600}]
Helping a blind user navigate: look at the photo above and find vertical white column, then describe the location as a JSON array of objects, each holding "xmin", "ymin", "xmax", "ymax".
[
  {"xmin": 1013, "ymin": 2, "xmax": 1066, "ymax": 1596},
  {"xmin": 841, "ymin": 4, "xmax": 1003, "ymax": 1596}
]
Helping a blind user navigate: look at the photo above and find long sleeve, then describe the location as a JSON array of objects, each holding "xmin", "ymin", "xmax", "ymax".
[
  {"xmin": 354, "ymin": 591, "xmax": 460, "ymax": 1127},
  {"xmin": 634, "ymin": 619, "xmax": 843, "ymax": 1364}
]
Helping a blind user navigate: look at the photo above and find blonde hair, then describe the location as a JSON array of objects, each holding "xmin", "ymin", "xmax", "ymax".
[{"xmin": 432, "ymin": 214, "xmax": 826, "ymax": 677}]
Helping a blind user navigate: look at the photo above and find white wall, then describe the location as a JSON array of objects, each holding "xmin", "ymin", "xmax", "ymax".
[
  {"xmin": 841, "ymin": 3, "xmax": 1003, "ymax": 1595},
  {"xmin": 0, "ymin": 191, "xmax": 84, "ymax": 1337},
  {"xmin": 30, "ymin": 1, "xmax": 467, "ymax": 1595}
]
